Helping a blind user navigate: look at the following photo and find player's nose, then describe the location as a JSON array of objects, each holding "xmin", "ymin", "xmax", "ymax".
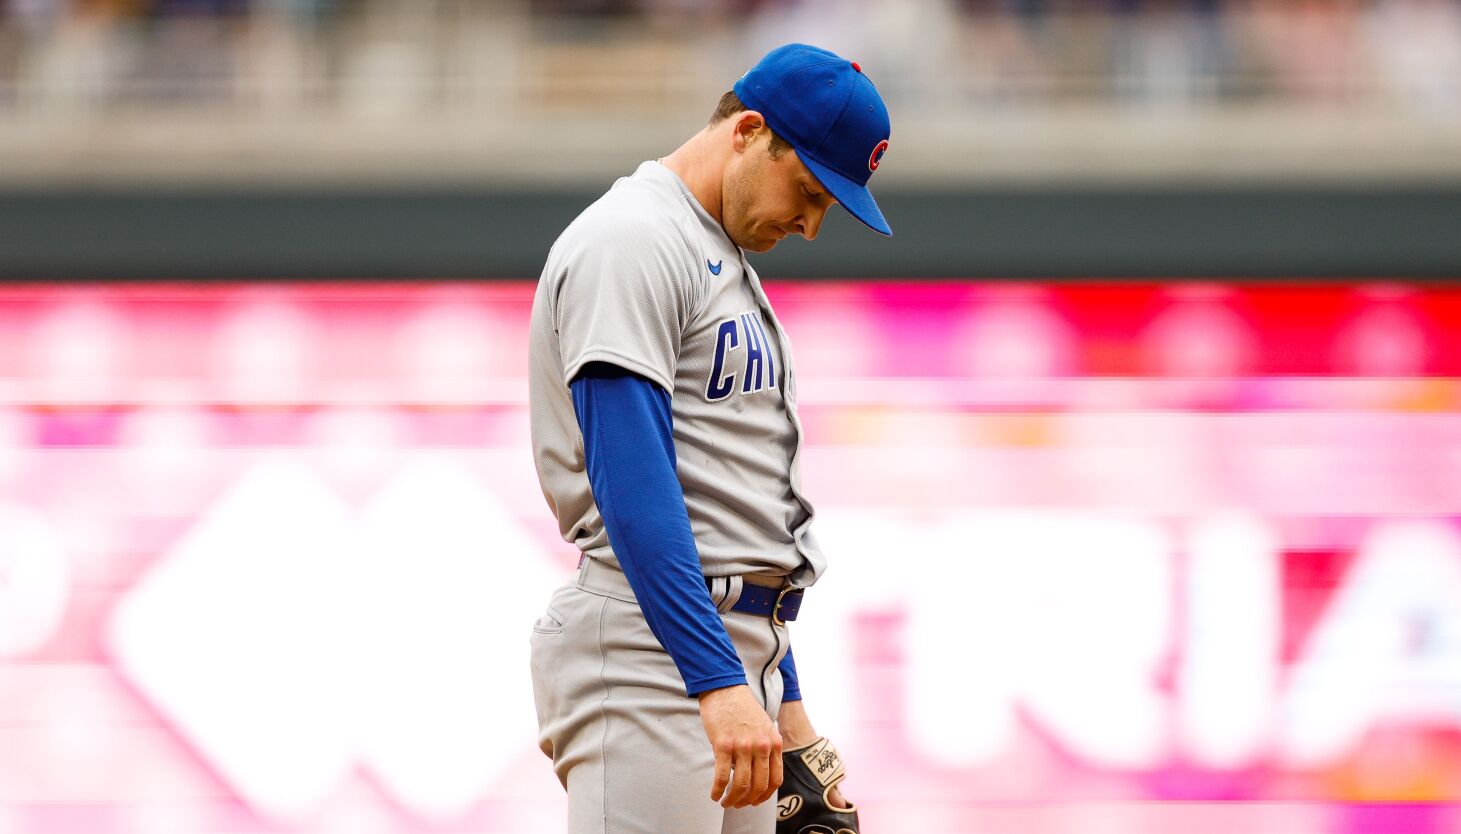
[{"xmin": 800, "ymin": 207, "xmax": 827, "ymax": 241}]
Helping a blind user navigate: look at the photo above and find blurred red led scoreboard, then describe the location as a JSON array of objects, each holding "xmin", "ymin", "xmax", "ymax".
[{"xmin": 1, "ymin": 281, "xmax": 1459, "ymax": 834}]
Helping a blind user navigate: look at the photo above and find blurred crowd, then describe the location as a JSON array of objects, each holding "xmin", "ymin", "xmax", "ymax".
[{"xmin": 0, "ymin": 0, "xmax": 1458, "ymax": 115}]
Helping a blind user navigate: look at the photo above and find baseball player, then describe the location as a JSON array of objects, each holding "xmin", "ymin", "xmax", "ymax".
[{"xmin": 528, "ymin": 43, "xmax": 890, "ymax": 834}]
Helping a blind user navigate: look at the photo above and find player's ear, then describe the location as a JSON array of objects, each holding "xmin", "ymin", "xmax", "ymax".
[{"xmin": 731, "ymin": 111, "xmax": 766, "ymax": 155}]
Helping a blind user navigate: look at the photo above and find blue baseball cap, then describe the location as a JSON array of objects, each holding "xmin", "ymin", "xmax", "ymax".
[{"xmin": 733, "ymin": 43, "xmax": 892, "ymax": 237}]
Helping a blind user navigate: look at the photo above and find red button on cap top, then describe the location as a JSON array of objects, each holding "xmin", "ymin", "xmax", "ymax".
[{"xmin": 851, "ymin": 61, "xmax": 862, "ymax": 73}]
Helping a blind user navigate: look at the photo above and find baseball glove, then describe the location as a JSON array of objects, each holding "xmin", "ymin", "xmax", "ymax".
[{"xmin": 776, "ymin": 737, "xmax": 859, "ymax": 834}]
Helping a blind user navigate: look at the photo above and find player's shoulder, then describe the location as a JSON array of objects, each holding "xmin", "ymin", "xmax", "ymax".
[
  {"xmin": 554, "ymin": 166, "xmax": 699, "ymax": 259},
  {"xmin": 539, "ymin": 164, "xmax": 711, "ymax": 315}
]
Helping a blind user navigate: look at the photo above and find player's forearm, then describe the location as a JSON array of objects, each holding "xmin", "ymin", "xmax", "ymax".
[
  {"xmin": 777, "ymin": 698, "xmax": 819, "ymax": 747},
  {"xmin": 571, "ymin": 364, "xmax": 747, "ymax": 695}
]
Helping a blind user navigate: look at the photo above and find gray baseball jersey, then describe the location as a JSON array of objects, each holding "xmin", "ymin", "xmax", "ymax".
[{"xmin": 528, "ymin": 159, "xmax": 825, "ymax": 587}]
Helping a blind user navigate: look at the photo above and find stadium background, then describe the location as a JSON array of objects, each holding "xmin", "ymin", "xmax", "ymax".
[{"xmin": 2, "ymin": 2, "xmax": 1461, "ymax": 833}]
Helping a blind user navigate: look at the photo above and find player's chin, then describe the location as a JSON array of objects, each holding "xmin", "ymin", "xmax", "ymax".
[{"xmin": 749, "ymin": 231, "xmax": 788, "ymax": 254}]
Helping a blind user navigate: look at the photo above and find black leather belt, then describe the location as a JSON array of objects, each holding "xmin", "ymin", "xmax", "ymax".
[{"xmin": 710, "ymin": 579, "xmax": 803, "ymax": 624}]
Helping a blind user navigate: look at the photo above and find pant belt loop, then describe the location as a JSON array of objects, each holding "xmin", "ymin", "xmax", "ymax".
[{"xmin": 722, "ymin": 575, "xmax": 743, "ymax": 614}]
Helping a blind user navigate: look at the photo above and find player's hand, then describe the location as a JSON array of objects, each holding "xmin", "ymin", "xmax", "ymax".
[
  {"xmin": 698, "ymin": 684, "xmax": 783, "ymax": 809},
  {"xmin": 776, "ymin": 698, "xmax": 852, "ymax": 809}
]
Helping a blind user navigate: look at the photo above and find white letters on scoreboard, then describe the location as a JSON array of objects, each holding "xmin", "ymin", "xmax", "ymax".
[
  {"xmin": 813, "ymin": 511, "xmax": 1461, "ymax": 773},
  {"xmin": 1279, "ymin": 520, "xmax": 1461, "ymax": 768}
]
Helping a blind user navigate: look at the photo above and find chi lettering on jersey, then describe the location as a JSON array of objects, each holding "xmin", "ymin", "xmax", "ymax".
[{"xmin": 705, "ymin": 312, "xmax": 779, "ymax": 401}]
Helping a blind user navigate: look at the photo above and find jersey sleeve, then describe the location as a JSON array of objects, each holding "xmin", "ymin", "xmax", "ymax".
[
  {"xmin": 551, "ymin": 216, "xmax": 700, "ymax": 394},
  {"xmin": 570, "ymin": 361, "xmax": 748, "ymax": 696}
]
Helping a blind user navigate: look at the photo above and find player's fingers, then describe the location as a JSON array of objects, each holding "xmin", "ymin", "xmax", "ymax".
[
  {"xmin": 749, "ymin": 731, "xmax": 781, "ymax": 806},
  {"xmin": 758, "ymin": 736, "xmax": 784, "ymax": 805},
  {"xmin": 722, "ymin": 745, "xmax": 753, "ymax": 808},
  {"xmin": 710, "ymin": 744, "xmax": 732, "ymax": 802},
  {"xmin": 746, "ymin": 740, "xmax": 772, "ymax": 807}
]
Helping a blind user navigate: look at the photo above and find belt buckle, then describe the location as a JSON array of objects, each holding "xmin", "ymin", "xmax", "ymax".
[{"xmin": 772, "ymin": 585, "xmax": 795, "ymax": 626}]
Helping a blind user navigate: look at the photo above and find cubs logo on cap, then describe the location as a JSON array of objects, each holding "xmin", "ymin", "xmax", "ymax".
[
  {"xmin": 734, "ymin": 44, "xmax": 893, "ymax": 236},
  {"xmin": 869, "ymin": 139, "xmax": 889, "ymax": 173}
]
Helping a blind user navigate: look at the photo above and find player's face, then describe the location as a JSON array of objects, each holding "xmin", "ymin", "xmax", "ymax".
[{"xmin": 723, "ymin": 131, "xmax": 837, "ymax": 254}]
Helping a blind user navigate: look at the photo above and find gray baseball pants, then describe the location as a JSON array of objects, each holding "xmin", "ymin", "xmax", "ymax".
[{"xmin": 530, "ymin": 556, "xmax": 790, "ymax": 834}]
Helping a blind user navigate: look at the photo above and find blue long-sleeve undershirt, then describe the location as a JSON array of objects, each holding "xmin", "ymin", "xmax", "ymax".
[
  {"xmin": 570, "ymin": 361, "xmax": 802, "ymax": 701},
  {"xmin": 780, "ymin": 644, "xmax": 801, "ymax": 702}
]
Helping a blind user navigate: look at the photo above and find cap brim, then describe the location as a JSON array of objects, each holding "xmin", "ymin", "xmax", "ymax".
[{"xmin": 799, "ymin": 152, "xmax": 892, "ymax": 237}]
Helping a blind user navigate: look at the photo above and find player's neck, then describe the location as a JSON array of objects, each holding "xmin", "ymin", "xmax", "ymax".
[{"xmin": 660, "ymin": 130, "xmax": 726, "ymax": 229}]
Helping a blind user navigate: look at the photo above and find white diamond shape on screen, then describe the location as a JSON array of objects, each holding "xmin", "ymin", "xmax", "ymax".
[
  {"xmin": 107, "ymin": 453, "xmax": 564, "ymax": 825},
  {"xmin": 108, "ymin": 456, "xmax": 360, "ymax": 823},
  {"xmin": 354, "ymin": 453, "xmax": 558, "ymax": 820}
]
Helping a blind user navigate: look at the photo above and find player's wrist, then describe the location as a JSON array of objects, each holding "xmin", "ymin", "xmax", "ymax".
[{"xmin": 776, "ymin": 699, "xmax": 819, "ymax": 747}]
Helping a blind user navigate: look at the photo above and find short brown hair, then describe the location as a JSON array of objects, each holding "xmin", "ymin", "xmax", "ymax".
[{"xmin": 710, "ymin": 91, "xmax": 794, "ymax": 159}]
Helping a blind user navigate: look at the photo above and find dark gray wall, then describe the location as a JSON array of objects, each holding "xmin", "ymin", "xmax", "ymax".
[{"xmin": 2, "ymin": 186, "xmax": 1458, "ymax": 281}]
